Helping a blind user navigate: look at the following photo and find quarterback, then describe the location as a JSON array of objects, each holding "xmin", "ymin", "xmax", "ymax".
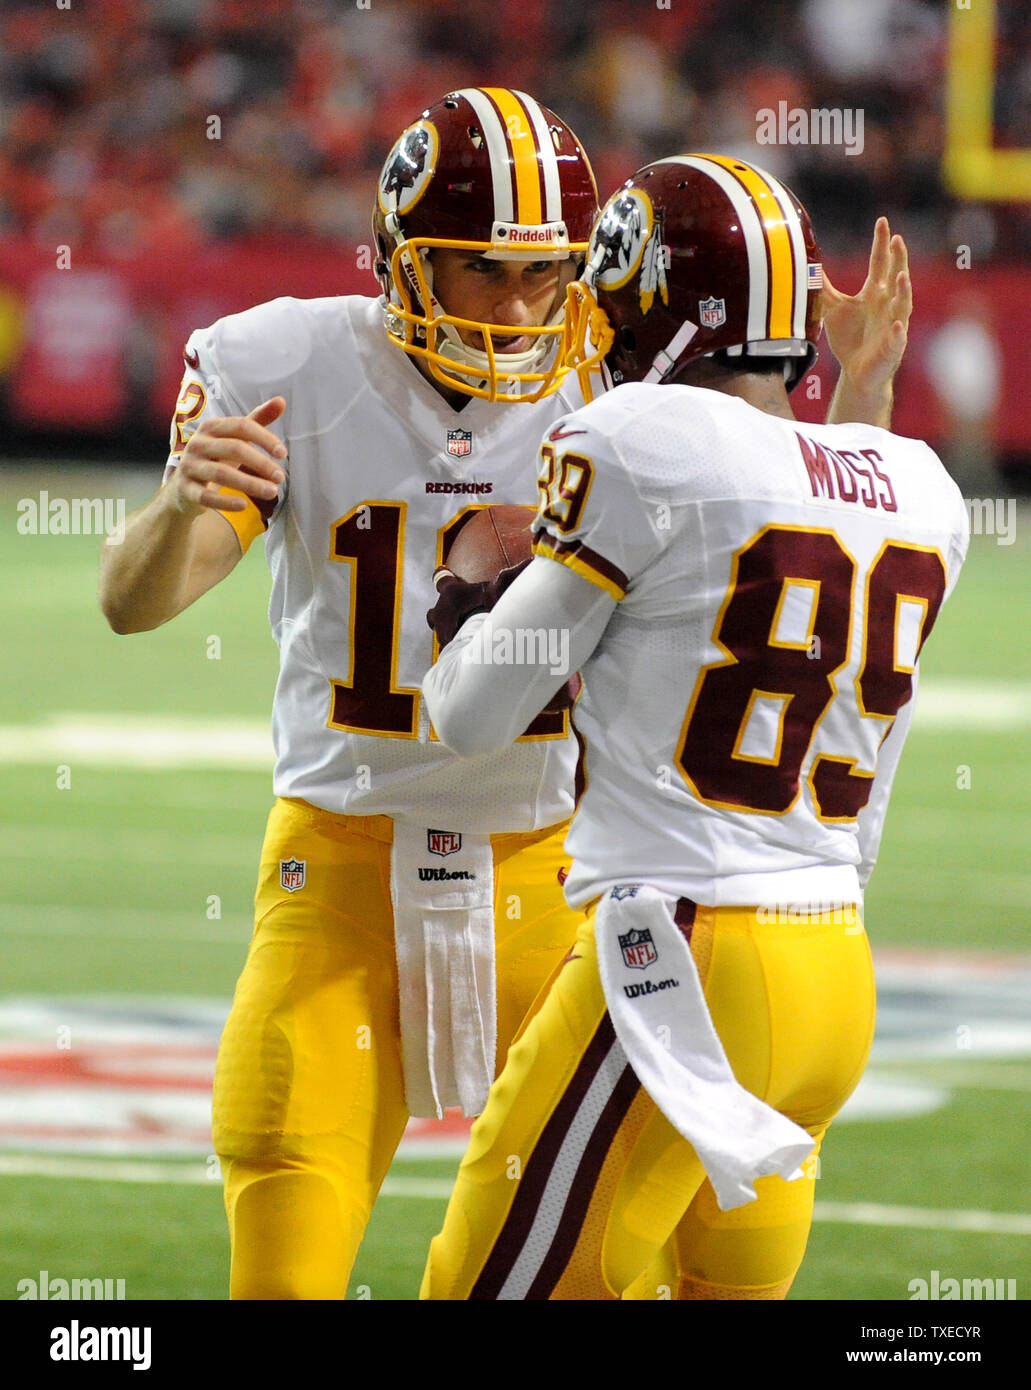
[
  {"xmin": 422, "ymin": 155, "xmax": 968, "ymax": 1300},
  {"xmin": 99, "ymin": 83, "xmax": 913, "ymax": 1301}
]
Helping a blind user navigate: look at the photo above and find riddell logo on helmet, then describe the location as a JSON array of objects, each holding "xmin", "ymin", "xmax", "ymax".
[{"xmin": 492, "ymin": 221, "xmax": 568, "ymax": 248}]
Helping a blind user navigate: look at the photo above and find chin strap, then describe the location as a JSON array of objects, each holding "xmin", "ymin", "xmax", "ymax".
[{"xmin": 643, "ymin": 320, "xmax": 700, "ymax": 384}]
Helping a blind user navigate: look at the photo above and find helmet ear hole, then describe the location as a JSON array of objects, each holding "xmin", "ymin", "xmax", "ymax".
[{"xmin": 617, "ymin": 325, "xmax": 637, "ymax": 352}]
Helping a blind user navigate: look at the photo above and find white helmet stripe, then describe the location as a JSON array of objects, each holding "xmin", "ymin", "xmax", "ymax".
[
  {"xmin": 458, "ymin": 88, "xmax": 514, "ymax": 224},
  {"xmin": 654, "ymin": 155, "xmax": 769, "ymax": 344},
  {"xmin": 516, "ymin": 90, "xmax": 562, "ymax": 223}
]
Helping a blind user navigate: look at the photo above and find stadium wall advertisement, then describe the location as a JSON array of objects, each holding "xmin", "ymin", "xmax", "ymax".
[{"xmin": 0, "ymin": 238, "xmax": 1028, "ymax": 454}]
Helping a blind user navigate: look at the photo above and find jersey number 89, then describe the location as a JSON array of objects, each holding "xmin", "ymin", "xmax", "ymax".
[{"xmin": 676, "ymin": 525, "xmax": 947, "ymax": 821}]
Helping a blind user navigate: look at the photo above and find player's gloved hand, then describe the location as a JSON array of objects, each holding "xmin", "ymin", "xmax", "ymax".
[{"xmin": 427, "ymin": 558, "xmax": 532, "ymax": 649}]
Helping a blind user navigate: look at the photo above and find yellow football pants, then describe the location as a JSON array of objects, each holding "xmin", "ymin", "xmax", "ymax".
[
  {"xmin": 421, "ymin": 900, "xmax": 876, "ymax": 1300},
  {"xmin": 213, "ymin": 797, "xmax": 580, "ymax": 1299}
]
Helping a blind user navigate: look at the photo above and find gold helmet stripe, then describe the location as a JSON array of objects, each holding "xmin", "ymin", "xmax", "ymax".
[
  {"xmin": 483, "ymin": 87, "xmax": 543, "ymax": 225},
  {"xmin": 754, "ymin": 166, "xmax": 809, "ymax": 340},
  {"xmin": 514, "ymin": 89, "xmax": 563, "ymax": 222}
]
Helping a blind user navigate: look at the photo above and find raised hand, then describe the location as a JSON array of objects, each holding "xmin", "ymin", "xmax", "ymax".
[{"xmin": 823, "ymin": 219, "xmax": 912, "ymax": 427}]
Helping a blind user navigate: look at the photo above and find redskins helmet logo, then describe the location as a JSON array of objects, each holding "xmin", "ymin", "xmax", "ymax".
[
  {"xmin": 589, "ymin": 188, "xmax": 668, "ymax": 315},
  {"xmin": 378, "ymin": 120, "xmax": 439, "ymax": 215}
]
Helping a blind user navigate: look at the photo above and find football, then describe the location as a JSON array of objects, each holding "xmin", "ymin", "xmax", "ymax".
[
  {"xmin": 444, "ymin": 504, "xmax": 536, "ymax": 582},
  {"xmin": 443, "ymin": 504, "xmax": 581, "ymax": 714}
]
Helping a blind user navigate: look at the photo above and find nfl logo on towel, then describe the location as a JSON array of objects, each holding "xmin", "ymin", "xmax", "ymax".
[
  {"xmin": 699, "ymin": 296, "xmax": 726, "ymax": 328},
  {"xmin": 280, "ymin": 858, "xmax": 306, "ymax": 892},
  {"xmin": 446, "ymin": 429, "xmax": 472, "ymax": 457},
  {"xmin": 427, "ymin": 829, "xmax": 462, "ymax": 857},
  {"xmin": 619, "ymin": 927, "xmax": 658, "ymax": 970}
]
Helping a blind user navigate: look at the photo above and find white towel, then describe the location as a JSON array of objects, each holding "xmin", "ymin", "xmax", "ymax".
[
  {"xmin": 595, "ymin": 884, "xmax": 815, "ymax": 1211},
  {"xmin": 390, "ymin": 823, "xmax": 496, "ymax": 1119}
]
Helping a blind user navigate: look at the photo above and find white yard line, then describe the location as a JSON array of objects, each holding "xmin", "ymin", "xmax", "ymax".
[
  {"xmin": 0, "ymin": 1152, "xmax": 1029, "ymax": 1236},
  {"xmin": 813, "ymin": 1201, "xmax": 1031, "ymax": 1237},
  {"xmin": 0, "ymin": 682, "xmax": 1027, "ymax": 776}
]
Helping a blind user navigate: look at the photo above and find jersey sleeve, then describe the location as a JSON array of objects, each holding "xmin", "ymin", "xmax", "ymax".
[
  {"xmin": 162, "ymin": 327, "xmax": 282, "ymax": 554},
  {"xmin": 530, "ymin": 416, "xmax": 665, "ymax": 600}
]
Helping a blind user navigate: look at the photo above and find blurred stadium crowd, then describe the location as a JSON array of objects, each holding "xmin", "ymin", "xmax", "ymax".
[
  {"xmin": 1, "ymin": 0, "xmax": 1029, "ymax": 261},
  {"xmin": 0, "ymin": 0, "xmax": 1027, "ymax": 472}
]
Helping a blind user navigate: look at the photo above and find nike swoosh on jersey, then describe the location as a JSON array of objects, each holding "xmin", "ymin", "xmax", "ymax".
[
  {"xmin": 548, "ymin": 426, "xmax": 587, "ymax": 442},
  {"xmin": 183, "ymin": 347, "xmax": 200, "ymax": 370}
]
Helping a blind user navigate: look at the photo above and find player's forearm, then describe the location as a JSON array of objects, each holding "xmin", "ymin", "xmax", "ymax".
[
  {"xmin": 99, "ymin": 489, "xmax": 208, "ymax": 633},
  {"xmin": 425, "ymin": 558, "xmax": 614, "ymax": 757},
  {"xmin": 827, "ymin": 372, "xmax": 893, "ymax": 430}
]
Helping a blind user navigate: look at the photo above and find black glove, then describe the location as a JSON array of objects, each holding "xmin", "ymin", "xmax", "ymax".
[{"xmin": 426, "ymin": 558, "xmax": 532, "ymax": 649}]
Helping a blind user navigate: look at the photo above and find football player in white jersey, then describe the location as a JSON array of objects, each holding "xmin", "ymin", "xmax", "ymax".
[
  {"xmin": 100, "ymin": 87, "xmax": 601, "ymax": 1300},
  {"xmin": 421, "ymin": 155, "xmax": 968, "ymax": 1300},
  {"xmin": 99, "ymin": 78, "xmax": 915, "ymax": 1299}
]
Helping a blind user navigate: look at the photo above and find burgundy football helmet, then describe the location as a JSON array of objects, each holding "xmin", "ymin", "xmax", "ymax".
[
  {"xmin": 564, "ymin": 154, "xmax": 824, "ymax": 398},
  {"xmin": 372, "ymin": 88, "xmax": 598, "ymax": 403}
]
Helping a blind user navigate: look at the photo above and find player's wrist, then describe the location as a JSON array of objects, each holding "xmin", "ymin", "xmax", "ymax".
[
  {"xmin": 160, "ymin": 476, "xmax": 207, "ymax": 522},
  {"xmin": 832, "ymin": 371, "xmax": 893, "ymax": 425}
]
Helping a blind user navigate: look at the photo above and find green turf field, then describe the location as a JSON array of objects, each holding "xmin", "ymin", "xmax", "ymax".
[{"xmin": 0, "ymin": 466, "xmax": 1027, "ymax": 1301}]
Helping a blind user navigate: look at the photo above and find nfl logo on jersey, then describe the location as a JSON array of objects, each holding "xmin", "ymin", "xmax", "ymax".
[
  {"xmin": 618, "ymin": 927, "xmax": 658, "ymax": 970},
  {"xmin": 427, "ymin": 829, "xmax": 462, "ymax": 857},
  {"xmin": 699, "ymin": 296, "xmax": 726, "ymax": 328},
  {"xmin": 446, "ymin": 429, "xmax": 473, "ymax": 457},
  {"xmin": 280, "ymin": 858, "xmax": 306, "ymax": 892}
]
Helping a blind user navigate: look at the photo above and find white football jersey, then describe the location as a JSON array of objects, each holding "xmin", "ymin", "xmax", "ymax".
[
  {"xmin": 531, "ymin": 382, "xmax": 969, "ymax": 907},
  {"xmin": 164, "ymin": 294, "xmax": 586, "ymax": 830}
]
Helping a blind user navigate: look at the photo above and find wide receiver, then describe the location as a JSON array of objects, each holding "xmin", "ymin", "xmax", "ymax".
[
  {"xmin": 422, "ymin": 155, "xmax": 968, "ymax": 1300},
  {"xmin": 99, "ymin": 85, "xmax": 913, "ymax": 1299}
]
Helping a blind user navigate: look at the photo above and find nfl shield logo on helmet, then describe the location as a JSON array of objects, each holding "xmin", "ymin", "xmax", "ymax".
[
  {"xmin": 618, "ymin": 927, "xmax": 658, "ymax": 970},
  {"xmin": 427, "ymin": 829, "xmax": 462, "ymax": 857},
  {"xmin": 699, "ymin": 296, "xmax": 726, "ymax": 329},
  {"xmin": 446, "ymin": 430, "xmax": 473, "ymax": 457},
  {"xmin": 280, "ymin": 858, "xmax": 306, "ymax": 893}
]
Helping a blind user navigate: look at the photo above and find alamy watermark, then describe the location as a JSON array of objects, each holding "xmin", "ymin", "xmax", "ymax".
[
  {"xmin": 50, "ymin": 1320, "xmax": 151, "ymax": 1371},
  {"xmin": 964, "ymin": 497, "xmax": 1015, "ymax": 546},
  {"xmin": 756, "ymin": 102, "xmax": 864, "ymax": 157},
  {"xmin": 908, "ymin": 1270, "xmax": 1016, "ymax": 1301},
  {"xmin": 18, "ymin": 1269, "xmax": 125, "ymax": 1300},
  {"xmin": 17, "ymin": 491, "xmax": 126, "ymax": 544},
  {"xmin": 755, "ymin": 903, "xmax": 861, "ymax": 932},
  {"xmin": 461, "ymin": 622, "xmax": 570, "ymax": 677}
]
